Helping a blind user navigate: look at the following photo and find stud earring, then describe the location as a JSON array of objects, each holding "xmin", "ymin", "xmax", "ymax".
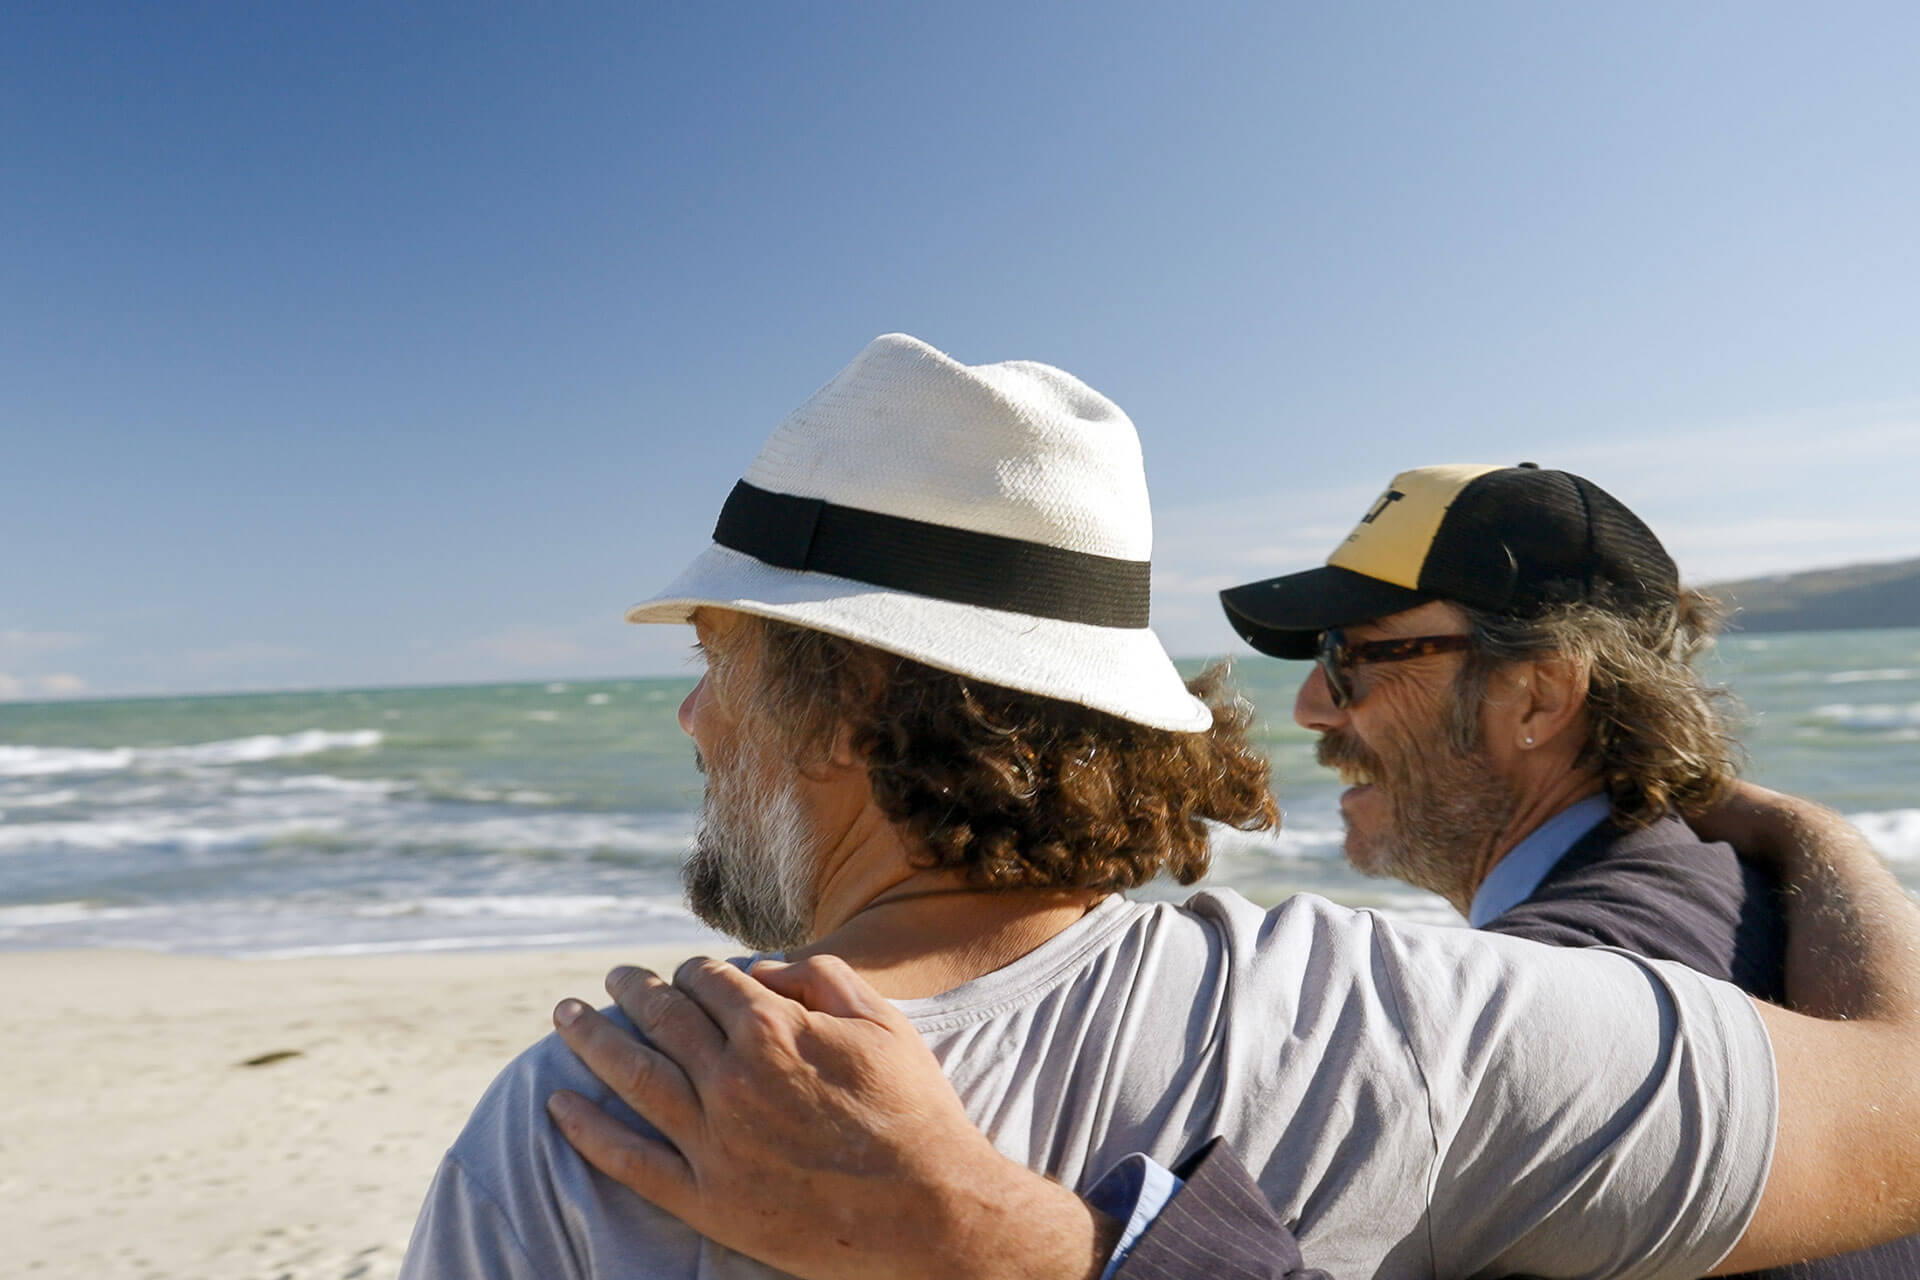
[{"xmin": 1522, "ymin": 735, "xmax": 1535, "ymax": 748}]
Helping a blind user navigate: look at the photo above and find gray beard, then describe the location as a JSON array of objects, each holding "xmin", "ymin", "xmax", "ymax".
[
  {"xmin": 1319, "ymin": 728, "xmax": 1517, "ymax": 911},
  {"xmin": 682, "ymin": 762, "xmax": 819, "ymax": 952},
  {"xmin": 1362, "ymin": 755, "xmax": 1516, "ymax": 910}
]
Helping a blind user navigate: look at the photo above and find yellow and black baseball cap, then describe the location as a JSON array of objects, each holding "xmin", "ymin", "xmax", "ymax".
[{"xmin": 1218, "ymin": 463, "xmax": 1680, "ymax": 659}]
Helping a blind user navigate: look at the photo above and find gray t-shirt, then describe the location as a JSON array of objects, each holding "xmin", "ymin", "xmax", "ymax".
[{"xmin": 400, "ymin": 889, "xmax": 1776, "ymax": 1280}]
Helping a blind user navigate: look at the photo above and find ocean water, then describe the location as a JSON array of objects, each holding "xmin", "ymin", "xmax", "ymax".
[{"xmin": 3, "ymin": 630, "xmax": 1917, "ymax": 957}]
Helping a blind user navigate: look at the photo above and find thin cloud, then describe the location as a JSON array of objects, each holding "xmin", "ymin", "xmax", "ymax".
[
  {"xmin": 180, "ymin": 644, "xmax": 317, "ymax": 671},
  {"xmin": 0, "ymin": 631, "xmax": 92, "ymax": 661},
  {"xmin": 0, "ymin": 671, "xmax": 91, "ymax": 701},
  {"xmin": 474, "ymin": 627, "xmax": 588, "ymax": 669}
]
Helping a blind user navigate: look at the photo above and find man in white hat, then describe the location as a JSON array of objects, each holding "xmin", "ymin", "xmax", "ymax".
[{"xmin": 400, "ymin": 336, "xmax": 1920, "ymax": 1280}]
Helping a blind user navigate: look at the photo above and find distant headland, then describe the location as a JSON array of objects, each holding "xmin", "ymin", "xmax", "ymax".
[{"xmin": 1701, "ymin": 555, "xmax": 1920, "ymax": 634}]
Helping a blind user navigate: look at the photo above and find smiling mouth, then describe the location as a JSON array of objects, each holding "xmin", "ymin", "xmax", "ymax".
[{"xmin": 1317, "ymin": 732, "xmax": 1380, "ymax": 790}]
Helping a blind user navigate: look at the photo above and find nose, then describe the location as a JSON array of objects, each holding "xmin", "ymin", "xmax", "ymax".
[
  {"xmin": 678, "ymin": 674, "xmax": 705, "ymax": 736},
  {"xmin": 1293, "ymin": 663, "xmax": 1344, "ymax": 733}
]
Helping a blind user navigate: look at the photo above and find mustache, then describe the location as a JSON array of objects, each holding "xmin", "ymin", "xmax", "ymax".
[
  {"xmin": 1316, "ymin": 730, "xmax": 1380, "ymax": 775},
  {"xmin": 692, "ymin": 748, "xmax": 707, "ymax": 776}
]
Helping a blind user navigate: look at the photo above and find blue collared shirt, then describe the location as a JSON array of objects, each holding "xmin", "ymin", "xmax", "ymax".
[
  {"xmin": 1467, "ymin": 792, "xmax": 1615, "ymax": 927},
  {"xmin": 1087, "ymin": 1153, "xmax": 1184, "ymax": 1278}
]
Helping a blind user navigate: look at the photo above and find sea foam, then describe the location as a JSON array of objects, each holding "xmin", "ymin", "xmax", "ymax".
[
  {"xmin": 1851, "ymin": 809, "xmax": 1920, "ymax": 864},
  {"xmin": 1808, "ymin": 703, "xmax": 1920, "ymax": 732},
  {"xmin": 0, "ymin": 892, "xmax": 709, "ymax": 957},
  {"xmin": 0, "ymin": 730, "xmax": 382, "ymax": 778}
]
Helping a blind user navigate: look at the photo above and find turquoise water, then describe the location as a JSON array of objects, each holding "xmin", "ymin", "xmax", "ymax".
[{"xmin": 3, "ymin": 630, "xmax": 1916, "ymax": 955}]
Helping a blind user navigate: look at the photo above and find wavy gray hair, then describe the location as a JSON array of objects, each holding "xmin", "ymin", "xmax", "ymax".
[{"xmin": 1449, "ymin": 589, "xmax": 1742, "ymax": 828}]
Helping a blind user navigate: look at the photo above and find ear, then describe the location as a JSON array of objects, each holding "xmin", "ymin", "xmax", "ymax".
[
  {"xmin": 1499, "ymin": 652, "xmax": 1589, "ymax": 753},
  {"xmin": 827, "ymin": 719, "xmax": 861, "ymax": 771}
]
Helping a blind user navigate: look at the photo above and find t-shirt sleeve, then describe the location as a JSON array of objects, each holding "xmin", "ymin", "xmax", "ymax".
[
  {"xmin": 1379, "ymin": 926, "xmax": 1777, "ymax": 1280},
  {"xmin": 395, "ymin": 1013, "xmax": 731, "ymax": 1280},
  {"xmin": 399, "ymin": 1155, "xmax": 550, "ymax": 1280}
]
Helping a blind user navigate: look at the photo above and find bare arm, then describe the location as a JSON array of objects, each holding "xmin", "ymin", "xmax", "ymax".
[
  {"xmin": 1699, "ymin": 783, "xmax": 1920, "ymax": 1273},
  {"xmin": 547, "ymin": 956, "xmax": 1120, "ymax": 1280}
]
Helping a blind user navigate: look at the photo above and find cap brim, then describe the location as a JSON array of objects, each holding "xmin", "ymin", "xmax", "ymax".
[{"xmin": 1219, "ymin": 566, "xmax": 1431, "ymax": 659}]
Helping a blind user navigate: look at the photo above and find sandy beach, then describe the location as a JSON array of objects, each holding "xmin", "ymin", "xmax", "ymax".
[{"xmin": 5, "ymin": 944, "xmax": 706, "ymax": 1280}]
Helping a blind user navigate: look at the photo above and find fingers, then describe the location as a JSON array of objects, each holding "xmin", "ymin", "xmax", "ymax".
[
  {"xmin": 605, "ymin": 965, "xmax": 725, "ymax": 1072},
  {"xmin": 671, "ymin": 955, "xmax": 809, "ymax": 1044},
  {"xmin": 546, "ymin": 1089, "xmax": 694, "ymax": 1217},
  {"xmin": 552, "ymin": 999, "xmax": 700, "ymax": 1145},
  {"xmin": 749, "ymin": 954, "xmax": 906, "ymax": 1028}
]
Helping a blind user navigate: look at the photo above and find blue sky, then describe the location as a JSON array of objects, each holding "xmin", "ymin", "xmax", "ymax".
[{"xmin": 6, "ymin": 2, "xmax": 1919, "ymax": 699}]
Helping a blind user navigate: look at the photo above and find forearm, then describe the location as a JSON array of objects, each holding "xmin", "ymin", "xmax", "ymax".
[
  {"xmin": 1701, "ymin": 785, "xmax": 1920, "ymax": 1021},
  {"xmin": 930, "ymin": 1163, "xmax": 1120, "ymax": 1280},
  {"xmin": 1695, "ymin": 786, "xmax": 1920, "ymax": 1270},
  {"xmin": 1782, "ymin": 816, "xmax": 1920, "ymax": 1021}
]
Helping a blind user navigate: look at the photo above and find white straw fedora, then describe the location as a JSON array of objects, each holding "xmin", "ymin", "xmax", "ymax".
[{"xmin": 626, "ymin": 333, "xmax": 1210, "ymax": 732}]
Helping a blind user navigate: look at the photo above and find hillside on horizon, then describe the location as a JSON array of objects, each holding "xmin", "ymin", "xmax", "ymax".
[{"xmin": 1701, "ymin": 555, "xmax": 1920, "ymax": 634}]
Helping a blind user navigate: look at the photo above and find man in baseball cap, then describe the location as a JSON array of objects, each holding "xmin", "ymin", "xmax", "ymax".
[{"xmin": 1222, "ymin": 461, "xmax": 1920, "ymax": 1277}]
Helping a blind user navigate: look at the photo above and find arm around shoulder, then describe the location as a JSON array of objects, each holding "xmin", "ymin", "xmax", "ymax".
[{"xmin": 1696, "ymin": 784, "xmax": 1920, "ymax": 1273}]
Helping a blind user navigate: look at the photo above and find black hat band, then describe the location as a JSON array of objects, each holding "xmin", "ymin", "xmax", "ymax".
[{"xmin": 712, "ymin": 481, "xmax": 1152, "ymax": 628}]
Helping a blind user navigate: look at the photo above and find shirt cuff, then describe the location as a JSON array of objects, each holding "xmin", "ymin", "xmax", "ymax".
[{"xmin": 1086, "ymin": 1154, "xmax": 1185, "ymax": 1280}]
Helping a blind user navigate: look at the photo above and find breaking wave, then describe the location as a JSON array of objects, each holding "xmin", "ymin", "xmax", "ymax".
[
  {"xmin": 0, "ymin": 730, "xmax": 382, "ymax": 778},
  {"xmin": 1807, "ymin": 703, "xmax": 1920, "ymax": 733},
  {"xmin": 1853, "ymin": 809, "xmax": 1920, "ymax": 863}
]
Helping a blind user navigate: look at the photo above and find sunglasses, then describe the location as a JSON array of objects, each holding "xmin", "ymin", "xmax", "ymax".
[{"xmin": 1315, "ymin": 627, "xmax": 1474, "ymax": 709}]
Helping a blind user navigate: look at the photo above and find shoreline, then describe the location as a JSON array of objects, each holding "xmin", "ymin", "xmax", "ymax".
[{"xmin": 6, "ymin": 944, "xmax": 707, "ymax": 1280}]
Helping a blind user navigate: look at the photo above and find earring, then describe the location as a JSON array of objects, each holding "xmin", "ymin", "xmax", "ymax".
[{"xmin": 1522, "ymin": 735, "xmax": 1535, "ymax": 748}]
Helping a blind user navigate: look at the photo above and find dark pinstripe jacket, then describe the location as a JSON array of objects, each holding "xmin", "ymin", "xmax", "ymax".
[{"xmin": 1113, "ymin": 1138, "xmax": 1330, "ymax": 1280}]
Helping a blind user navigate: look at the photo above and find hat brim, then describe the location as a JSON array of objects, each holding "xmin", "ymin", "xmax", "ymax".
[
  {"xmin": 1219, "ymin": 566, "xmax": 1431, "ymax": 660},
  {"xmin": 628, "ymin": 545, "xmax": 1212, "ymax": 733}
]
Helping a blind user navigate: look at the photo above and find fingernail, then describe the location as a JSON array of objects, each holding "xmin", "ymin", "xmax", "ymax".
[
  {"xmin": 554, "ymin": 999, "xmax": 587, "ymax": 1027},
  {"xmin": 546, "ymin": 1091, "xmax": 577, "ymax": 1120},
  {"xmin": 607, "ymin": 965, "xmax": 638, "ymax": 986}
]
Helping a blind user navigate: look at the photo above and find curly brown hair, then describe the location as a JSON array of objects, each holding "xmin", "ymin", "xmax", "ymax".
[
  {"xmin": 736, "ymin": 616, "xmax": 1278, "ymax": 891},
  {"xmin": 1452, "ymin": 589, "xmax": 1742, "ymax": 828}
]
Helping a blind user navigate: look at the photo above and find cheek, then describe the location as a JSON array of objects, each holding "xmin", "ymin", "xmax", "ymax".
[{"xmin": 1349, "ymin": 710, "xmax": 1440, "ymax": 782}]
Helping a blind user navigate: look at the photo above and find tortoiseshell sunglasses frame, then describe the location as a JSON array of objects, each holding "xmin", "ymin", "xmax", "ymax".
[{"xmin": 1315, "ymin": 627, "xmax": 1475, "ymax": 708}]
